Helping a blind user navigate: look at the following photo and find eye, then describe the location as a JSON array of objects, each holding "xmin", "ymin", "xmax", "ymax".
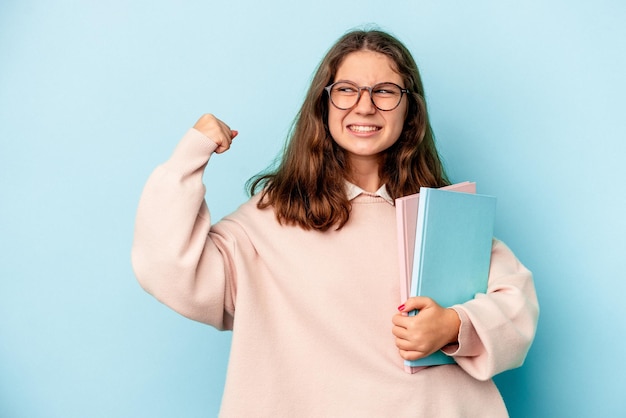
[
  {"xmin": 373, "ymin": 84, "xmax": 400, "ymax": 96},
  {"xmin": 334, "ymin": 83, "xmax": 358, "ymax": 94}
]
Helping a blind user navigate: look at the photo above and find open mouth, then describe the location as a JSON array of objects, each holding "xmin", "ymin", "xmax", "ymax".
[{"xmin": 348, "ymin": 125, "xmax": 381, "ymax": 133}]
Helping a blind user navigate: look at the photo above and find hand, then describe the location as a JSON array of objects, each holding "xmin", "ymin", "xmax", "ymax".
[
  {"xmin": 392, "ymin": 297, "xmax": 461, "ymax": 361},
  {"xmin": 193, "ymin": 113, "xmax": 238, "ymax": 154}
]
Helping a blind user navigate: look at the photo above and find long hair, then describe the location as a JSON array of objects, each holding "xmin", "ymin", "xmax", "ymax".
[{"xmin": 248, "ymin": 29, "xmax": 449, "ymax": 231}]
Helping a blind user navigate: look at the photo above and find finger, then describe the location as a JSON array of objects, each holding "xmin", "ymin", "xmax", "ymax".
[
  {"xmin": 395, "ymin": 338, "xmax": 411, "ymax": 351},
  {"xmin": 217, "ymin": 120, "xmax": 233, "ymax": 141},
  {"xmin": 222, "ymin": 127, "xmax": 238, "ymax": 148},
  {"xmin": 398, "ymin": 349, "xmax": 427, "ymax": 361},
  {"xmin": 398, "ymin": 296, "xmax": 435, "ymax": 313},
  {"xmin": 214, "ymin": 144, "xmax": 229, "ymax": 154},
  {"xmin": 215, "ymin": 124, "xmax": 237, "ymax": 153},
  {"xmin": 395, "ymin": 338, "xmax": 424, "ymax": 352},
  {"xmin": 214, "ymin": 133, "xmax": 232, "ymax": 153},
  {"xmin": 391, "ymin": 323, "xmax": 409, "ymax": 339},
  {"xmin": 392, "ymin": 313, "xmax": 408, "ymax": 327}
]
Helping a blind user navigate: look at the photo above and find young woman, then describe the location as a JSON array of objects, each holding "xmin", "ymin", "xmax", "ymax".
[{"xmin": 132, "ymin": 29, "xmax": 539, "ymax": 417}]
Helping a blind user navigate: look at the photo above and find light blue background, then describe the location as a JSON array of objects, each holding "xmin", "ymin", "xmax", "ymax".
[{"xmin": 1, "ymin": 1, "xmax": 624, "ymax": 417}]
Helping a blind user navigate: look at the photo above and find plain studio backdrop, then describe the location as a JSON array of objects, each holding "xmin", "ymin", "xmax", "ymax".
[{"xmin": 1, "ymin": 1, "xmax": 624, "ymax": 417}]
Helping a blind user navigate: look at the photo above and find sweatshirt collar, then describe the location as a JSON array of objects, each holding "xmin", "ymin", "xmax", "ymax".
[{"xmin": 345, "ymin": 182, "xmax": 395, "ymax": 206}]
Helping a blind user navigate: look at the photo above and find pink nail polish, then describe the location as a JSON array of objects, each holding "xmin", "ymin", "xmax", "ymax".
[{"xmin": 397, "ymin": 304, "xmax": 405, "ymax": 311}]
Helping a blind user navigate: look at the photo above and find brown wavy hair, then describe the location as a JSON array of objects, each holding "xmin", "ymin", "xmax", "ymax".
[{"xmin": 248, "ymin": 29, "xmax": 449, "ymax": 231}]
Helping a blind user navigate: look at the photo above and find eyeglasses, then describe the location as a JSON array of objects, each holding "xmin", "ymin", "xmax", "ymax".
[{"xmin": 324, "ymin": 81, "xmax": 410, "ymax": 111}]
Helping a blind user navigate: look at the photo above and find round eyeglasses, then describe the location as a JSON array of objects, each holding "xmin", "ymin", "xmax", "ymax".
[{"xmin": 324, "ymin": 81, "xmax": 410, "ymax": 111}]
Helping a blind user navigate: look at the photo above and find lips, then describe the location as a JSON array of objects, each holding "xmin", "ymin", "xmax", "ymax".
[{"xmin": 348, "ymin": 124, "xmax": 381, "ymax": 133}]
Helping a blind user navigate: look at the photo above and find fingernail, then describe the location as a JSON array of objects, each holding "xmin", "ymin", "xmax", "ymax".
[
  {"xmin": 397, "ymin": 304, "xmax": 405, "ymax": 311},
  {"xmin": 231, "ymin": 130, "xmax": 239, "ymax": 139}
]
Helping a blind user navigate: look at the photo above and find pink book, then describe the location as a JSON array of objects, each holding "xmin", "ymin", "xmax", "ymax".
[{"xmin": 395, "ymin": 181, "xmax": 477, "ymax": 373}]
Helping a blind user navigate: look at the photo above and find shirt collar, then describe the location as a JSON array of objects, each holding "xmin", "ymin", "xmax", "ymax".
[{"xmin": 345, "ymin": 182, "xmax": 395, "ymax": 206}]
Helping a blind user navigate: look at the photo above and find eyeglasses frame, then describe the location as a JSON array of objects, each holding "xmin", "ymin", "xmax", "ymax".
[{"xmin": 324, "ymin": 80, "xmax": 411, "ymax": 111}]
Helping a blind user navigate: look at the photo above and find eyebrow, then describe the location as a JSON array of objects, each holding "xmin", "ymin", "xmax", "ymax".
[{"xmin": 333, "ymin": 79, "xmax": 406, "ymax": 88}]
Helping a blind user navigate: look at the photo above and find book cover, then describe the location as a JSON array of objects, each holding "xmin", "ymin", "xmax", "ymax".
[
  {"xmin": 395, "ymin": 182, "xmax": 476, "ymax": 303},
  {"xmin": 404, "ymin": 187, "xmax": 496, "ymax": 369},
  {"xmin": 395, "ymin": 182, "xmax": 476, "ymax": 373}
]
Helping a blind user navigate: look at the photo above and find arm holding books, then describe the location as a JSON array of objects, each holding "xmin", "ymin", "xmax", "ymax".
[
  {"xmin": 392, "ymin": 239, "xmax": 539, "ymax": 379},
  {"xmin": 444, "ymin": 239, "xmax": 538, "ymax": 380}
]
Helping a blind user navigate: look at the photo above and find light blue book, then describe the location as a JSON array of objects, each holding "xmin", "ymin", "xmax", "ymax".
[{"xmin": 405, "ymin": 187, "xmax": 496, "ymax": 368}]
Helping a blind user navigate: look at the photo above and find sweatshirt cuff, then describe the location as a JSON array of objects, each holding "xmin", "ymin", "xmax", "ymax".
[
  {"xmin": 188, "ymin": 128, "xmax": 219, "ymax": 153},
  {"xmin": 162, "ymin": 128, "xmax": 220, "ymax": 176},
  {"xmin": 441, "ymin": 307, "xmax": 482, "ymax": 357}
]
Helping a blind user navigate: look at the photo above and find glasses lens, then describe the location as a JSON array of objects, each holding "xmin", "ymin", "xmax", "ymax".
[
  {"xmin": 371, "ymin": 83, "xmax": 403, "ymax": 111},
  {"xmin": 329, "ymin": 82, "xmax": 360, "ymax": 109}
]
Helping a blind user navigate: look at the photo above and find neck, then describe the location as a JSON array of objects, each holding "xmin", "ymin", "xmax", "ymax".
[{"xmin": 347, "ymin": 156, "xmax": 382, "ymax": 193}]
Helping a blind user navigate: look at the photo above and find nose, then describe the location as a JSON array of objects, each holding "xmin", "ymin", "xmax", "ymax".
[{"xmin": 354, "ymin": 87, "xmax": 376, "ymax": 114}]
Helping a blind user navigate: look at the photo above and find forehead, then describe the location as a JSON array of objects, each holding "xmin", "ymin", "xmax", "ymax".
[{"xmin": 335, "ymin": 50, "xmax": 403, "ymax": 85}]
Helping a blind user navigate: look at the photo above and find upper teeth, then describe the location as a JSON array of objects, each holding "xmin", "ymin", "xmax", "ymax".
[{"xmin": 350, "ymin": 125, "xmax": 378, "ymax": 132}]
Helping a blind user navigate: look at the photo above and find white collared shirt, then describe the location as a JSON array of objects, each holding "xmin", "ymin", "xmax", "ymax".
[{"xmin": 345, "ymin": 182, "xmax": 395, "ymax": 206}]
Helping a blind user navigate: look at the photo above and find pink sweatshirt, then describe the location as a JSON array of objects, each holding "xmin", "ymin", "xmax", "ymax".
[{"xmin": 132, "ymin": 128, "xmax": 539, "ymax": 417}]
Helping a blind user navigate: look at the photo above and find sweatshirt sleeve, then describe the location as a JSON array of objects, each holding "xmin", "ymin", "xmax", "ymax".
[
  {"xmin": 131, "ymin": 128, "xmax": 237, "ymax": 330},
  {"xmin": 442, "ymin": 239, "xmax": 539, "ymax": 380}
]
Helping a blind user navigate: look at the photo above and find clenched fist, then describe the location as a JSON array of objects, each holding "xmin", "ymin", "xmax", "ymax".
[{"xmin": 193, "ymin": 114, "xmax": 238, "ymax": 154}]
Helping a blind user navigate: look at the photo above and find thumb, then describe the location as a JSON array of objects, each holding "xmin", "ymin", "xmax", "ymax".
[{"xmin": 398, "ymin": 296, "xmax": 434, "ymax": 313}]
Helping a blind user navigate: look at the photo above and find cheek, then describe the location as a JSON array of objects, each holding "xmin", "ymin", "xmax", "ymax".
[
  {"xmin": 388, "ymin": 113, "xmax": 406, "ymax": 138},
  {"xmin": 327, "ymin": 108, "xmax": 343, "ymax": 141},
  {"xmin": 395, "ymin": 104, "xmax": 409, "ymax": 134}
]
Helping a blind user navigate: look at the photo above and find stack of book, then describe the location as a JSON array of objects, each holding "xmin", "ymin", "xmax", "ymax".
[{"xmin": 395, "ymin": 182, "xmax": 496, "ymax": 373}]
